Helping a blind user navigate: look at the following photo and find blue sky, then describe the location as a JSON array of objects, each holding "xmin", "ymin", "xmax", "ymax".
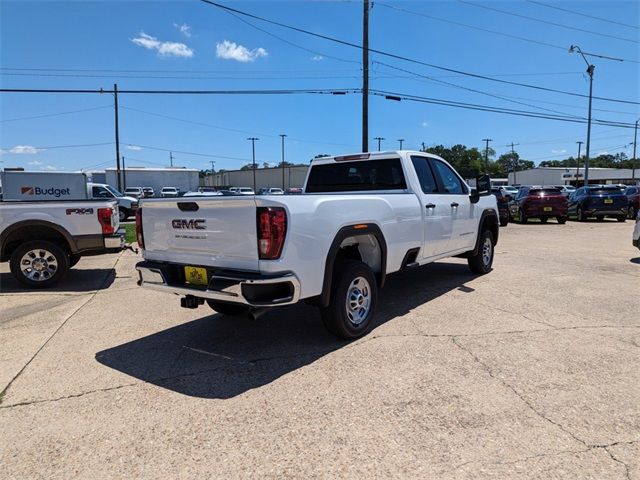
[{"xmin": 1, "ymin": 0, "xmax": 638, "ymax": 174}]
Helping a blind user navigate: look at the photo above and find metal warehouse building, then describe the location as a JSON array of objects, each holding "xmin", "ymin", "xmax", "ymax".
[
  {"xmin": 204, "ymin": 165, "xmax": 310, "ymax": 190},
  {"xmin": 508, "ymin": 167, "xmax": 639, "ymax": 186},
  {"xmin": 104, "ymin": 167, "xmax": 200, "ymax": 195}
]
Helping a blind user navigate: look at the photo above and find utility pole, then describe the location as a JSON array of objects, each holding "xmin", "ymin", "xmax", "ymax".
[
  {"xmin": 280, "ymin": 134, "xmax": 287, "ymax": 190},
  {"xmin": 122, "ymin": 156, "xmax": 126, "ymax": 190},
  {"xmin": 569, "ymin": 45, "xmax": 594, "ymax": 186},
  {"xmin": 374, "ymin": 137, "xmax": 384, "ymax": 151},
  {"xmin": 633, "ymin": 119, "xmax": 639, "ymax": 184},
  {"xmin": 421, "ymin": 142, "xmax": 426, "ymax": 152},
  {"xmin": 247, "ymin": 137, "xmax": 259, "ymax": 192},
  {"xmin": 575, "ymin": 141, "xmax": 583, "ymax": 187},
  {"xmin": 362, "ymin": 0, "xmax": 369, "ymax": 152},
  {"xmin": 113, "ymin": 83, "xmax": 122, "ymax": 192},
  {"xmin": 509, "ymin": 142, "xmax": 519, "ymax": 185},
  {"xmin": 482, "ymin": 138, "xmax": 492, "ymax": 172},
  {"xmin": 170, "ymin": 151, "xmax": 174, "ymax": 167},
  {"xmin": 397, "ymin": 139, "xmax": 405, "ymax": 150},
  {"xmin": 209, "ymin": 160, "xmax": 215, "ymax": 187}
]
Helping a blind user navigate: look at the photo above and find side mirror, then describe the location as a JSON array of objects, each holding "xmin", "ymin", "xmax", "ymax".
[
  {"xmin": 469, "ymin": 188, "xmax": 480, "ymax": 204},
  {"xmin": 476, "ymin": 174, "xmax": 491, "ymax": 196}
]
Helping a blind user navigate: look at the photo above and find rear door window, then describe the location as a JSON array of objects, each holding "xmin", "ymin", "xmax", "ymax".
[
  {"xmin": 410, "ymin": 156, "xmax": 439, "ymax": 193},
  {"xmin": 305, "ymin": 158, "xmax": 407, "ymax": 193},
  {"xmin": 430, "ymin": 160, "xmax": 466, "ymax": 194}
]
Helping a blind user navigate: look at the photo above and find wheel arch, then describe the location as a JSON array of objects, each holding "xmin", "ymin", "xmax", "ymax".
[
  {"xmin": 320, "ymin": 223, "xmax": 387, "ymax": 308},
  {"xmin": 472, "ymin": 209, "xmax": 499, "ymax": 256},
  {"xmin": 0, "ymin": 220, "xmax": 75, "ymax": 262}
]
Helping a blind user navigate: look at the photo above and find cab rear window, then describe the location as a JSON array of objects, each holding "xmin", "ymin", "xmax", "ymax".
[
  {"xmin": 305, "ymin": 158, "xmax": 407, "ymax": 193},
  {"xmin": 529, "ymin": 188, "xmax": 562, "ymax": 196},
  {"xmin": 589, "ymin": 187, "xmax": 622, "ymax": 195}
]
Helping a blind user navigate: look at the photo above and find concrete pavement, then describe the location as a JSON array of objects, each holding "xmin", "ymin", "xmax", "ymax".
[{"xmin": 1, "ymin": 219, "xmax": 638, "ymax": 479}]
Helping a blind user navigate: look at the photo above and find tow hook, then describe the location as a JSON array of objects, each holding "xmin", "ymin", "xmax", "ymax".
[{"xmin": 180, "ymin": 295, "xmax": 204, "ymax": 309}]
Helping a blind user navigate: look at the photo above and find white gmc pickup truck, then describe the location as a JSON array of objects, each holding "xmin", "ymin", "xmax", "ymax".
[
  {"xmin": 136, "ymin": 151, "xmax": 499, "ymax": 339},
  {"xmin": 1, "ymin": 200, "xmax": 124, "ymax": 287}
]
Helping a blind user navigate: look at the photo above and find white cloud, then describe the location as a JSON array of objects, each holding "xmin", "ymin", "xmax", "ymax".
[
  {"xmin": 131, "ymin": 32, "xmax": 194, "ymax": 58},
  {"xmin": 174, "ymin": 23, "xmax": 192, "ymax": 37},
  {"xmin": 127, "ymin": 145, "xmax": 142, "ymax": 151},
  {"xmin": 597, "ymin": 150, "xmax": 609, "ymax": 156},
  {"xmin": 421, "ymin": 122, "xmax": 429, "ymax": 128},
  {"xmin": 28, "ymin": 160, "xmax": 43, "ymax": 165},
  {"xmin": 2, "ymin": 145, "xmax": 45, "ymax": 154},
  {"xmin": 44, "ymin": 165, "xmax": 63, "ymax": 171},
  {"xmin": 216, "ymin": 40, "xmax": 267, "ymax": 63},
  {"xmin": 311, "ymin": 55, "xmax": 324, "ymax": 61},
  {"xmin": 551, "ymin": 149, "xmax": 567, "ymax": 154}
]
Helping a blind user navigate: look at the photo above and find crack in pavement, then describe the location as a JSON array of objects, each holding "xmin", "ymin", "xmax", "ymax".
[
  {"xmin": 603, "ymin": 446, "xmax": 632, "ymax": 480},
  {"xmin": 0, "ymin": 253, "xmax": 125, "ymax": 405}
]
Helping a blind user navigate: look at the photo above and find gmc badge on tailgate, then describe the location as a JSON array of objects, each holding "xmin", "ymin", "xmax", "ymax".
[{"xmin": 172, "ymin": 219, "xmax": 206, "ymax": 230}]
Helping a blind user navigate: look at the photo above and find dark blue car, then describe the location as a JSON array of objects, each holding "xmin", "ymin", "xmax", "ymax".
[{"xmin": 568, "ymin": 185, "xmax": 628, "ymax": 222}]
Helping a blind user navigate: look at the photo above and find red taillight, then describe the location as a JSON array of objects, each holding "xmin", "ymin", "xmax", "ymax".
[
  {"xmin": 97, "ymin": 208, "xmax": 115, "ymax": 235},
  {"xmin": 257, "ymin": 207, "xmax": 287, "ymax": 260},
  {"xmin": 135, "ymin": 208, "xmax": 144, "ymax": 249}
]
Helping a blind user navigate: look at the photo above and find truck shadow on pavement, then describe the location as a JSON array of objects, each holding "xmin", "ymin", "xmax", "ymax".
[
  {"xmin": 0, "ymin": 268, "xmax": 116, "ymax": 293},
  {"xmin": 96, "ymin": 261, "xmax": 476, "ymax": 399}
]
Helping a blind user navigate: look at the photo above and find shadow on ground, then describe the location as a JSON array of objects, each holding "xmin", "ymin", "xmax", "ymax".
[
  {"xmin": 96, "ymin": 262, "xmax": 475, "ymax": 399},
  {"xmin": 630, "ymin": 257, "xmax": 640, "ymax": 265},
  {"xmin": 0, "ymin": 268, "xmax": 116, "ymax": 294}
]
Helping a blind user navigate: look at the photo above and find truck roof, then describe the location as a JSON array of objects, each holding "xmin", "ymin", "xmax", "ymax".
[{"xmin": 310, "ymin": 150, "xmax": 441, "ymax": 165}]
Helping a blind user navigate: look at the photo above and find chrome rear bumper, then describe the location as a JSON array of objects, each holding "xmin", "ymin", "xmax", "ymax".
[{"xmin": 135, "ymin": 261, "xmax": 300, "ymax": 307}]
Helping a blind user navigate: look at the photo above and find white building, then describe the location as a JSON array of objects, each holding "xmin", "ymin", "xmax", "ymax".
[
  {"xmin": 508, "ymin": 167, "xmax": 639, "ymax": 186},
  {"xmin": 206, "ymin": 165, "xmax": 310, "ymax": 190},
  {"xmin": 105, "ymin": 167, "xmax": 200, "ymax": 195}
]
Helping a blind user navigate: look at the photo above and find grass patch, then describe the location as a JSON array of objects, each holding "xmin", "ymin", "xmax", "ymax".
[{"xmin": 123, "ymin": 223, "xmax": 137, "ymax": 244}]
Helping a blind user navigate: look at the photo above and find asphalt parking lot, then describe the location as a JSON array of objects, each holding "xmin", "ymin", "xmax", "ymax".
[{"xmin": 1, "ymin": 220, "xmax": 638, "ymax": 479}]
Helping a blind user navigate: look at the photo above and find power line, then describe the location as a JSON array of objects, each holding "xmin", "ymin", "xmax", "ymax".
[
  {"xmin": 0, "ymin": 105, "xmax": 112, "ymax": 123},
  {"xmin": 525, "ymin": 0, "xmax": 639, "ymax": 31},
  {"xmin": 0, "ymin": 87, "xmax": 358, "ymax": 95},
  {"xmin": 121, "ymin": 143, "xmax": 252, "ymax": 162},
  {"xmin": 457, "ymin": 0, "xmax": 639, "ymax": 44},
  {"xmin": 1, "ymin": 142, "xmax": 113, "ymax": 152},
  {"xmin": 198, "ymin": 1, "xmax": 640, "ymax": 105}
]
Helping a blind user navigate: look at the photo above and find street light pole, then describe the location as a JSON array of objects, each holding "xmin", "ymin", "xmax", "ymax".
[
  {"xmin": 397, "ymin": 139, "xmax": 405, "ymax": 150},
  {"xmin": 280, "ymin": 134, "xmax": 287, "ymax": 190},
  {"xmin": 247, "ymin": 137, "xmax": 259, "ymax": 192},
  {"xmin": 569, "ymin": 45, "xmax": 595, "ymax": 186},
  {"xmin": 362, "ymin": 0, "xmax": 369, "ymax": 152},
  {"xmin": 374, "ymin": 137, "xmax": 384, "ymax": 151},
  {"xmin": 633, "ymin": 119, "xmax": 639, "ymax": 185},
  {"xmin": 576, "ymin": 141, "xmax": 583, "ymax": 187},
  {"xmin": 509, "ymin": 142, "xmax": 519, "ymax": 184},
  {"xmin": 113, "ymin": 83, "xmax": 122, "ymax": 192}
]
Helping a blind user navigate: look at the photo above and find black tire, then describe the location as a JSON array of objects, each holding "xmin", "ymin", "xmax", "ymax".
[
  {"xmin": 557, "ymin": 216, "xmax": 567, "ymax": 224},
  {"xmin": 499, "ymin": 216, "xmax": 509, "ymax": 227},
  {"xmin": 577, "ymin": 206, "xmax": 586, "ymax": 222},
  {"xmin": 628, "ymin": 205, "xmax": 637, "ymax": 219},
  {"xmin": 9, "ymin": 240, "xmax": 69, "ymax": 288},
  {"xmin": 118, "ymin": 208, "xmax": 129, "ymax": 222},
  {"xmin": 468, "ymin": 229, "xmax": 495, "ymax": 275},
  {"xmin": 520, "ymin": 209, "xmax": 527, "ymax": 224},
  {"xmin": 596, "ymin": 216, "xmax": 604, "ymax": 222},
  {"xmin": 206, "ymin": 300, "xmax": 250, "ymax": 316},
  {"xmin": 540, "ymin": 217, "xmax": 548, "ymax": 224},
  {"xmin": 617, "ymin": 216, "xmax": 626, "ymax": 223},
  {"xmin": 69, "ymin": 254, "xmax": 81, "ymax": 268},
  {"xmin": 320, "ymin": 260, "xmax": 378, "ymax": 340}
]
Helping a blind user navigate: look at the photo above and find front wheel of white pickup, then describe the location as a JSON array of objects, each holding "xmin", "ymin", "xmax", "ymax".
[{"xmin": 320, "ymin": 260, "xmax": 378, "ymax": 340}]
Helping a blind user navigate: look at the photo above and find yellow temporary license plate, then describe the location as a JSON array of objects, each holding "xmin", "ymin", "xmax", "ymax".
[
  {"xmin": 184, "ymin": 266, "xmax": 208, "ymax": 286},
  {"xmin": 544, "ymin": 206, "xmax": 553, "ymax": 212},
  {"xmin": 604, "ymin": 199, "xmax": 613, "ymax": 204}
]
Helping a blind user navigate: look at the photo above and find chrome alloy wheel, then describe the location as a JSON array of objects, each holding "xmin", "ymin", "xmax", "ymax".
[
  {"xmin": 482, "ymin": 236, "xmax": 493, "ymax": 267},
  {"xmin": 345, "ymin": 276, "xmax": 371, "ymax": 326},
  {"xmin": 20, "ymin": 249, "xmax": 58, "ymax": 282}
]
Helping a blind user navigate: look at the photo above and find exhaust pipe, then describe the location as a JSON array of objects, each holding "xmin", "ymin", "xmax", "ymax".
[{"xmin": 248, "ymin": 307, "xmax": 269, "ymax": 321}]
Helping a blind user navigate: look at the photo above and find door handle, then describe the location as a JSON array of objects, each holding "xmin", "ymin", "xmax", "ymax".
[
  {"xmin": 450, "ymin": 202, "xmax": 459, "ymax": 208},
  {"xmin": 425, "ymin": 203, "xmax": 436, "ymax": 209}
]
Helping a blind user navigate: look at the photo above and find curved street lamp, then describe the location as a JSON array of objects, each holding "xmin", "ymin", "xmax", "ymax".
[{"xmin": 569, "ymin": 45, "xmax": 595, "ymax": 186}]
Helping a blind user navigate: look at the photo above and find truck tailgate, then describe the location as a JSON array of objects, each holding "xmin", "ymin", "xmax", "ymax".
[{"xmin": 141, "ymin": 197, "xmax": 259, "ymax": 271}]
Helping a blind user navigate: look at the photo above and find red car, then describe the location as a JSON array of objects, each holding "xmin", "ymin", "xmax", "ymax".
[
  {"xmin": 508, "ymin": 186, "xmax": 568, "ymax": 224},
  {"xmin": 624, "ymin": 186, "xmax": 640, "ymax": 219}
]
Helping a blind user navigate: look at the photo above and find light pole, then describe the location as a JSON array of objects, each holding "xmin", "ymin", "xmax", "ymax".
[
  {"xmin": 508, "ymin": 142, "xmax": 519, "ymax": 185},
  {"xmin": 397, "ymin": 138, "xmax": 405, "ymax": 149},
  {"xmin": 633, "ymin": 119, "xmax": 639, "ymax": 185},
  {"xmin": 374, "ymin": 137, "xmax": 384, "ymax": 151},
  {"xmin": 575, "ymin": 141, "xmax": 583, "ymax": 187},
  {"xmin": 482, "ymin": 138, "xmax": 492, "ymax": 172},
  {"xmin": 247, "ymin": 137, "xmax": 259, "ymax": 192},
  {"xmin": 279, "ymin": 134, "xmax": 287, "ymax": 190},
  {"xmin": 569, "ymin": 45, "xmax": 595, "ymax": 186}
]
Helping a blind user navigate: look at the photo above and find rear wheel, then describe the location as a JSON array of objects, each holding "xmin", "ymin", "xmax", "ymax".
[
  {"xmin": 519, "ymin": 209, "xmax": 528, "ymax": 224},
  {"xmin": 577, "ymin": 206, "xmax": 586, "ymax": 222},
  {"xmin": 557, "ymin": 216, "xmax": 567, "ymax": 224},
  {"xmin": 617, "ymin": 216, "xmax": 626, "ymax": 223},
  {"xmin": 9, "ymin": 240, "xmax": 69, "ymax": 288},
  {"xmin": 118, "ymin": 208, "xmax": 129, "ymax": 222},
  {"xmin": 628, "ymin": 205, "xmax": 637, "ymax": 219},
  {"xmin": 468, "ymin": 229, "xmax": 494, "ymax": 275},
  {"xmin": 540, "ymin": 217, "xmax": 548, "ymax": 224},
  {"xmin": 206, "ymin": 300, "xmax": 250, "ymax": 316},
  {"xmin": 596, "ymin": 216, "xmax": 604, "ymax": 222},
  {"xmin": 320, "ymin": 260, "xmax": 377, "ymax": 340},
  {"xmin": 499, "ymin": 216, "xmax": 508, "ymax": 227}
]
